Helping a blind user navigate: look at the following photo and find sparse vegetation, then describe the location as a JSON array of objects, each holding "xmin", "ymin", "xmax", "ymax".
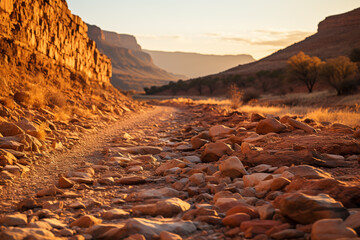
[
  {"xmin": 228, "ymin": 84, "xmax": 243, "ymax": 109},
  {"xmin": 321, "ymin": 56, "xmax": 358, "ymax": 95},
  {"xmin": 287, "ymin": 51, "xmax": 322, "ymax": 93}
]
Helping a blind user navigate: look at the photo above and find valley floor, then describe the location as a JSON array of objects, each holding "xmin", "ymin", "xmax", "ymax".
[{"xmin": 0, "ymin": 103, "xmax": 359, "ymax": 240}]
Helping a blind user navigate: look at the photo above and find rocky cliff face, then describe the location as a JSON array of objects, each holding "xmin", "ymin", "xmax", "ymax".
[
  {"xmin": 0, "ymin": 0, "xmax": 111, "ymax": 84},
  {"xmin": 87, "ymin": 24, "xmax": 179, "ymax": 91},
  {"xmin": 318, "ymin": 8, "xmax": 360, "ymax": 32}
]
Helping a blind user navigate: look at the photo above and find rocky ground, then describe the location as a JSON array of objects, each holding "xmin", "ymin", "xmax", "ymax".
[{"xmin": 0, "ymin": 102, "xmax": 359, "ymax": 240}]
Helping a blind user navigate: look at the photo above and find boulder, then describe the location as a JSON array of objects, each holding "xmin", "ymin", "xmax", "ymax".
[
  {"xmin": 345, "ymin": 211, "xmax": 360, "ymax": 233},
  {"xmin": 209, "ymin": 125, "xmax": 235, "ymax": 139},
  {"xmin": 222, "ymin": 213, "xmax": 251, "ymax": 227},
  {"xmin": 0, "ymin": 227, "xmax": 57, "ymax": 240},
  {"xmin": 132, "ymin": 198, "xmax": 191, "ymax": 217},
  {"xmin": 287, "ymin": 118, "xmax": 317, "ymax": 133},
  {"xmin": 287, "ymin": 165, "xmax": 332, "ymax": 179},
  {"xmin": 96, "ymin": 218, "xmax": 196, "ymax": 240},
  {"xmin": 0, "ymin": 149, "xmax": 16, "ymax": 166},
  {"xmin": 201, "ymin": 141, "xmax": 233, "ymax": 162},
  {"xmin": 311, "ymin": 218, "xmax": 357, "ymax": 240},
  {"xmin": 0, "ymin": 122, "xmax": 25, "ymax": 136},
  {"xmin": 70, "ymin": 215, "xmax": 102, "ymax": 228},
  {"xmin": 274, "ymin": 192, "xmax": 349, "ymax": 224},
  {"xmin": 1, "ymin": 213, "xmax": 28, "ymax": 226},
  {"xmin": 219, "ymin": 156, "xmax": 248, "ymax": 178},
  {"xmin": 256, "ymin": 119, "xmax": 287, "ymax": 135},
  {"xmin": 251, "ymin": 113, "xmax": 265, "ymax": 122},
  {"xmin": 102, "ymin": 209, "xmax": 130, "ymax": 220}
]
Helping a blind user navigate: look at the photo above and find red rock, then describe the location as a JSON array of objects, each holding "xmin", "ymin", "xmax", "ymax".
[
  {"xmin": 58, "ymin": 176, "xmax": 74, "ymax": 188},
  {"xmin": 226, "ymin": 203, "xmax": 259, "ymax": 218},
  {"xmin": 201, "ymin": 141, "xmax": 233, "ymax": 162},
  {"xmin": 240, "ymin": 220, "xmax": 282, "ymax": 235},
  {"xmin": 222, "ymin": 213, "xmax": 251, "ymax": 227},
  {"xmin": 70, "ymin": 215, "xmax": 102, "ymax": 228},
  {"xmin": 256, "ymin": 119, "xmax": 287, "ymax": 135},
  {"xmin": 0, "ymin": 122, "xmax": 25, "ymax": 136}
]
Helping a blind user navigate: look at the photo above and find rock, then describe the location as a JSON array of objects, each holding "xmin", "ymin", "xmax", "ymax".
[
  {"xmin": 125, "ymin": 234, "xmax": 146, "ymax": 240},
  {"xmin": 240, "ymin": 220, "xmax": 282, "ymax": 235},
  {"xmin": 219, "ymin": 156, "xmax": 248, "ymax": 178},
  {"xmin": 68, "ymin": 201, "xmax": 86, "ymax": 209},
  {"xmin": 1, "ymin": 213, "xmax": 28, "ymax": 226},
  {"xmin": 99, "ymin": 176, "xmax": 115, "ymax": 185},
  {"xmin": 155, "ymin": 159, "xmax": 184, "ymax": 175},
  {"xmin": 201, "ymin": 141, "xmax": 233, "ymax": 162},
  {"xmin": 271, "ymin": 229, "xmax": 305, "ymax": 240},
  {"xmin": 58, "ymin": 176, "xmax": 74, "ymax": 188},
  {"xmin": 117, "ymin": 176, "xmax": 146, "ymax": 185},
  {"xmin": 256, "ymin": 118, "xmax": 287, "ymax": 135},
  {"xmin": 222, "ymin": 213, "xmax": 251, "ymax": 227},
  {"xmin": 102, "ymin": 209, "xmax": 130, "ymax": 220},
  {"xmin": 311, "ymin": 218, "xmax": 357, "ymax": 240},
  {"xmin": 96, "ymin": 218, "xmax": 196, "ymax": 239},
  {"xmin": 274, "ymin": 192, "xmax": 349, "ymax": 224},
  {"xmin": 128, "ymin": 187, "xmax": 181, "ymax": 201},
  {"xmin": 0, "ymin": 122, "xmax": 25, "ymax": 136},
  {"xmin": 251, "ymin": 113, "xmax": 266, "ymax": 122},
  {"xmin": 132, "ymin": 198, "xmax": 191, "ymax": 217},
  {"xmin": 190, "ymin": 135, "xmax": 208, "ymax": 149},
  {"xmin": 42, "ymin": 201, "xmax": 63, "ymax": 210},
  {"xmin": 287, "ymin": 118, "xmax": 317, "ymax": 133},
  {"xmin": 17, "ymin": 198, "xmax": 39, "ymax": 211},
  {"xmin": 257, "ymin": 204, "xmax": 275, "ymax": 220},
  {"xmin": 209, "ymin": 125, "xmax": 235, "ymax": 139},
  {"xmin": 41, "ymin": 218, "xmax": 67, "ymax": 229},
  {"xmin": 354, "ymin": 128, "xmax": 360, "ymax": 138},
  {"xmin": 0, "ymin": 227, "xmax": 57, "ymax": 240},
  {"xmin": 116, "ymin": 146, "xmax": 162, "ymax": 155},
  {"xmin": 287, "ymin": 165, "xmax": 332, "ymax": 179},
  {"xmin": 345, "ymin": 211, "xmax": 360, "ymax": 233},
  {"xmin": 0, "ymin": 149, "xmax": 16, "ymax": 166},
  {"xmin": 241, "ymin": 142, "xmax": 263, "ymax": 154},
  {"xmin": 28, "ymin": 221, "xmax": 53, "ymax": 230},
  {"xmin": 189, "ymin": 173, "xmax": 205, "ymax": 186},
  {"xmin": 226, "ymin": 203, "xmax": 259, "ymax": 219},
  {"xmin": 36, "ymin": 186, "xmax": 63, "ymax": 197},
  {"xmin": 243, "ymin": 173, "xmax": 271, "ymax": 187},
  {"xmin": 160, "ymin": 231, "xmax": 183, "ymax": 240},
  {"xmin": 70, "ymin": 215, "xmax": 102, "ymax": 228},
  {"xmin": 255, "ymin": 179, "xmax": 274, "ymax": 193},
  {"xmin": 270, "ymin": 177, "xmax": 291, "ymax": 191}
]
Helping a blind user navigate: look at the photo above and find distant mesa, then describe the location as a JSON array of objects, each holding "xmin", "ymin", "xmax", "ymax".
[
  {"xmin": 87, "ymin": 24, "xmax": 180, "ymax": 91},
  {"xmin": 145, "ymin": 50, "xmax": 255, "ymax": 79}
]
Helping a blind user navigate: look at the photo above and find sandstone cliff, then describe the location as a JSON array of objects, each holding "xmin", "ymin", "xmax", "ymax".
[
  {"xmin": 87, "ymin": 24, "xmax": 180, "ymax": 91},
  {"xmin": 0, "ymin": 0, "xmax": 111, "ymax": 84},
  {"xmin": 222, "ymin": 7, "xmax": 360, "ymax": 75}
]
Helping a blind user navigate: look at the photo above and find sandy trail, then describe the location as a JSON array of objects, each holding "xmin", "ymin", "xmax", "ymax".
[{"xmin": 0, "ymin": 106, "xmax": 180, "ymax": 211}]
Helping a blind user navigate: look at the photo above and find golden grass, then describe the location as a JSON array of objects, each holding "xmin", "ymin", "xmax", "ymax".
[{"xmin": 162, "ymin": 97, "xmax": 360, "ymax": 127}]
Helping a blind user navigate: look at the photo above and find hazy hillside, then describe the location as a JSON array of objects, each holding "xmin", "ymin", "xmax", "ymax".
[
  {"xmin": 222, "ymin": 7, "xmax": 360, "ymax": 76},
  {"xmin": 145, "ymin": 50, "xmax": 255, "ymax": 78},
  {"xmin": 146, "ymin": 7, "xmax": 360, "ymax": 96},
  {"xmin": 87, "ymin": 25, "xmax": 180, "ymax": 91}
]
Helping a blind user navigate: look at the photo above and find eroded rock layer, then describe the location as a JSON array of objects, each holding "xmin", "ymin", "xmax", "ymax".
[{"xmin": 0, "ymin": 0, "xmax": 111, "ymax": 84}]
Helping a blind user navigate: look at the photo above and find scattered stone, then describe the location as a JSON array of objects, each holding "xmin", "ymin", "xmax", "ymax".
[
  {"xmin": 209, "ymin": 125, "xmax": 235, "ymax": 139},
  {"xmin": 222, "ymin": 213, "xmax": 251, "ymax": 227},
  {"xmin": 287, "ymin": 118, "xmax": 317, "ymax": 133},
  {"xmin": 256, "ymin": 118, "xmax": 287, "ymax": 135},
  {"xmin": 270, "ymin": 177, "xmax": 291, "ymax": 191},
  {"xmin": 311, "ymin": 218, "xmax": 357, "ymax": 240},
  {"xmin": 117, "ymin": 176, "xmax": 146, "ymax": 185},
  {"xmin": 0, "ymin": 149, "xmax": 16, "ymax": 166},
  {"xmin": 219, "ymin": 156, "xmax": 248, "ymax": 178},
  {"xmin": 201, "ymin": 141, "xmax": 233, "ymax": 162},
  {"xmin": 271, "ymin": 229, "xmax": 305, "ymax": 240},
  {"xmin": 1, "ymin": 213, "xmax": 28, "ymax": 226},
  {"xmin": 133, "ymin": 198, "xmax": 191, "ymax": 217},
  {"xmin": 58, "ymin": 176, "xmax": 74, "ymax": 188},
  {"xmin": 102, "ymin": 209, "xmax": 130, "ymax": 220},
  {"xmin": 240, "ymin": 220, "xmax": 282, "ymax": 235},
  {"xmin": 275, "ymin": 192, "xmax": 349, "ymax": 224},
  {"xmin": 0, "ymin": 122, "xmax": 25, "ymax": 136},
  {"xmin": 287, "ymin": 165, "xmax": 332, "ymax": 179},
  {"xmin": 70, "ymin": 215, "xmax": 102, "ymax": 228},
  {"xmin": 0, "ymin": 227, "xmax": 57, "ymax": 240},
  {"xmin": 160, "ymin": 231, "xmax": 183, "ymax": 240}
]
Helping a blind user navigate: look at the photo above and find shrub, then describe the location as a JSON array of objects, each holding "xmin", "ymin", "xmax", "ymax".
[
  {"xmin": 321, "ymin": 56, "xmax": 358, "ymax": 95},
  {"xmin": 287, "ymin": 52, "xmax": 322, "ymax": 93},
  {"xmin": 228, "ymin": 84, "xmax": 242, "ymax": 109},
  {"xmin": 241, "ymin": 89, "xmax": 260, "ymax": 103}
]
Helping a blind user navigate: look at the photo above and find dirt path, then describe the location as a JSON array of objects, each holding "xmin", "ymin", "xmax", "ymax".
[{"xmin": 0, "ymin": 106, "xmax": 181, "ymax": 210}]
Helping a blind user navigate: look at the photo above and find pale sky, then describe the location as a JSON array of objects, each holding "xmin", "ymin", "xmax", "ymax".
[{"xmin": 67, "ymin": 0, "xmax": 359, "ymax": 59}]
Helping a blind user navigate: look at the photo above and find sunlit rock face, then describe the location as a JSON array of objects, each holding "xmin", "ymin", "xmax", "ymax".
[{"xmin": 0, "ymin": 0, "xmax": 111, "ymax": 84}]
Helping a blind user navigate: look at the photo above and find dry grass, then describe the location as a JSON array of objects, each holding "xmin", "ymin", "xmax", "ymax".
[{"xmin": 162, "ymin": 96, "xmax": 360, "ymax": 127}]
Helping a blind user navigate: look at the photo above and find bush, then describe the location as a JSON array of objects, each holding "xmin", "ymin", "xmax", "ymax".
[
  {"xmin": 241, "ymin": 89, "xmax": 260, "ymax": 103},
  {"xmin": 321, "ymin": 56, "xmax": 358, "ymax": 95},
  {"xmin": 287, "ymin": 52, "xmax": 322, "ymax": 93},
  {"xmin": 228, "ymin": 84, "xmax": 242, "ymax": 109}
]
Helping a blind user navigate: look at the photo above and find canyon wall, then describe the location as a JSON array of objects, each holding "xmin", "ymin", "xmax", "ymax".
[{"xmin": 0, "ymin": 0, "xmax": 111, "ymax": 84}]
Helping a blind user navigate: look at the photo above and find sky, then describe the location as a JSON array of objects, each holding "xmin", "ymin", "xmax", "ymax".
[{"xmin": 67, "ymin": 0, "xmax": 359, "ymax": 60}]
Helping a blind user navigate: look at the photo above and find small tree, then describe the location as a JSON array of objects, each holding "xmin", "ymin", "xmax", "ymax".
[
  {"xmin": 228, "ymin": 84, "xmax": 242, "ymax": 109},
  {"xmin": 287, "ymin": 51, "xmax": 322, "ymax": 93},
  {"xmin": 321, "ymin": 56, "xmax": 358, "ymax": 95}
]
